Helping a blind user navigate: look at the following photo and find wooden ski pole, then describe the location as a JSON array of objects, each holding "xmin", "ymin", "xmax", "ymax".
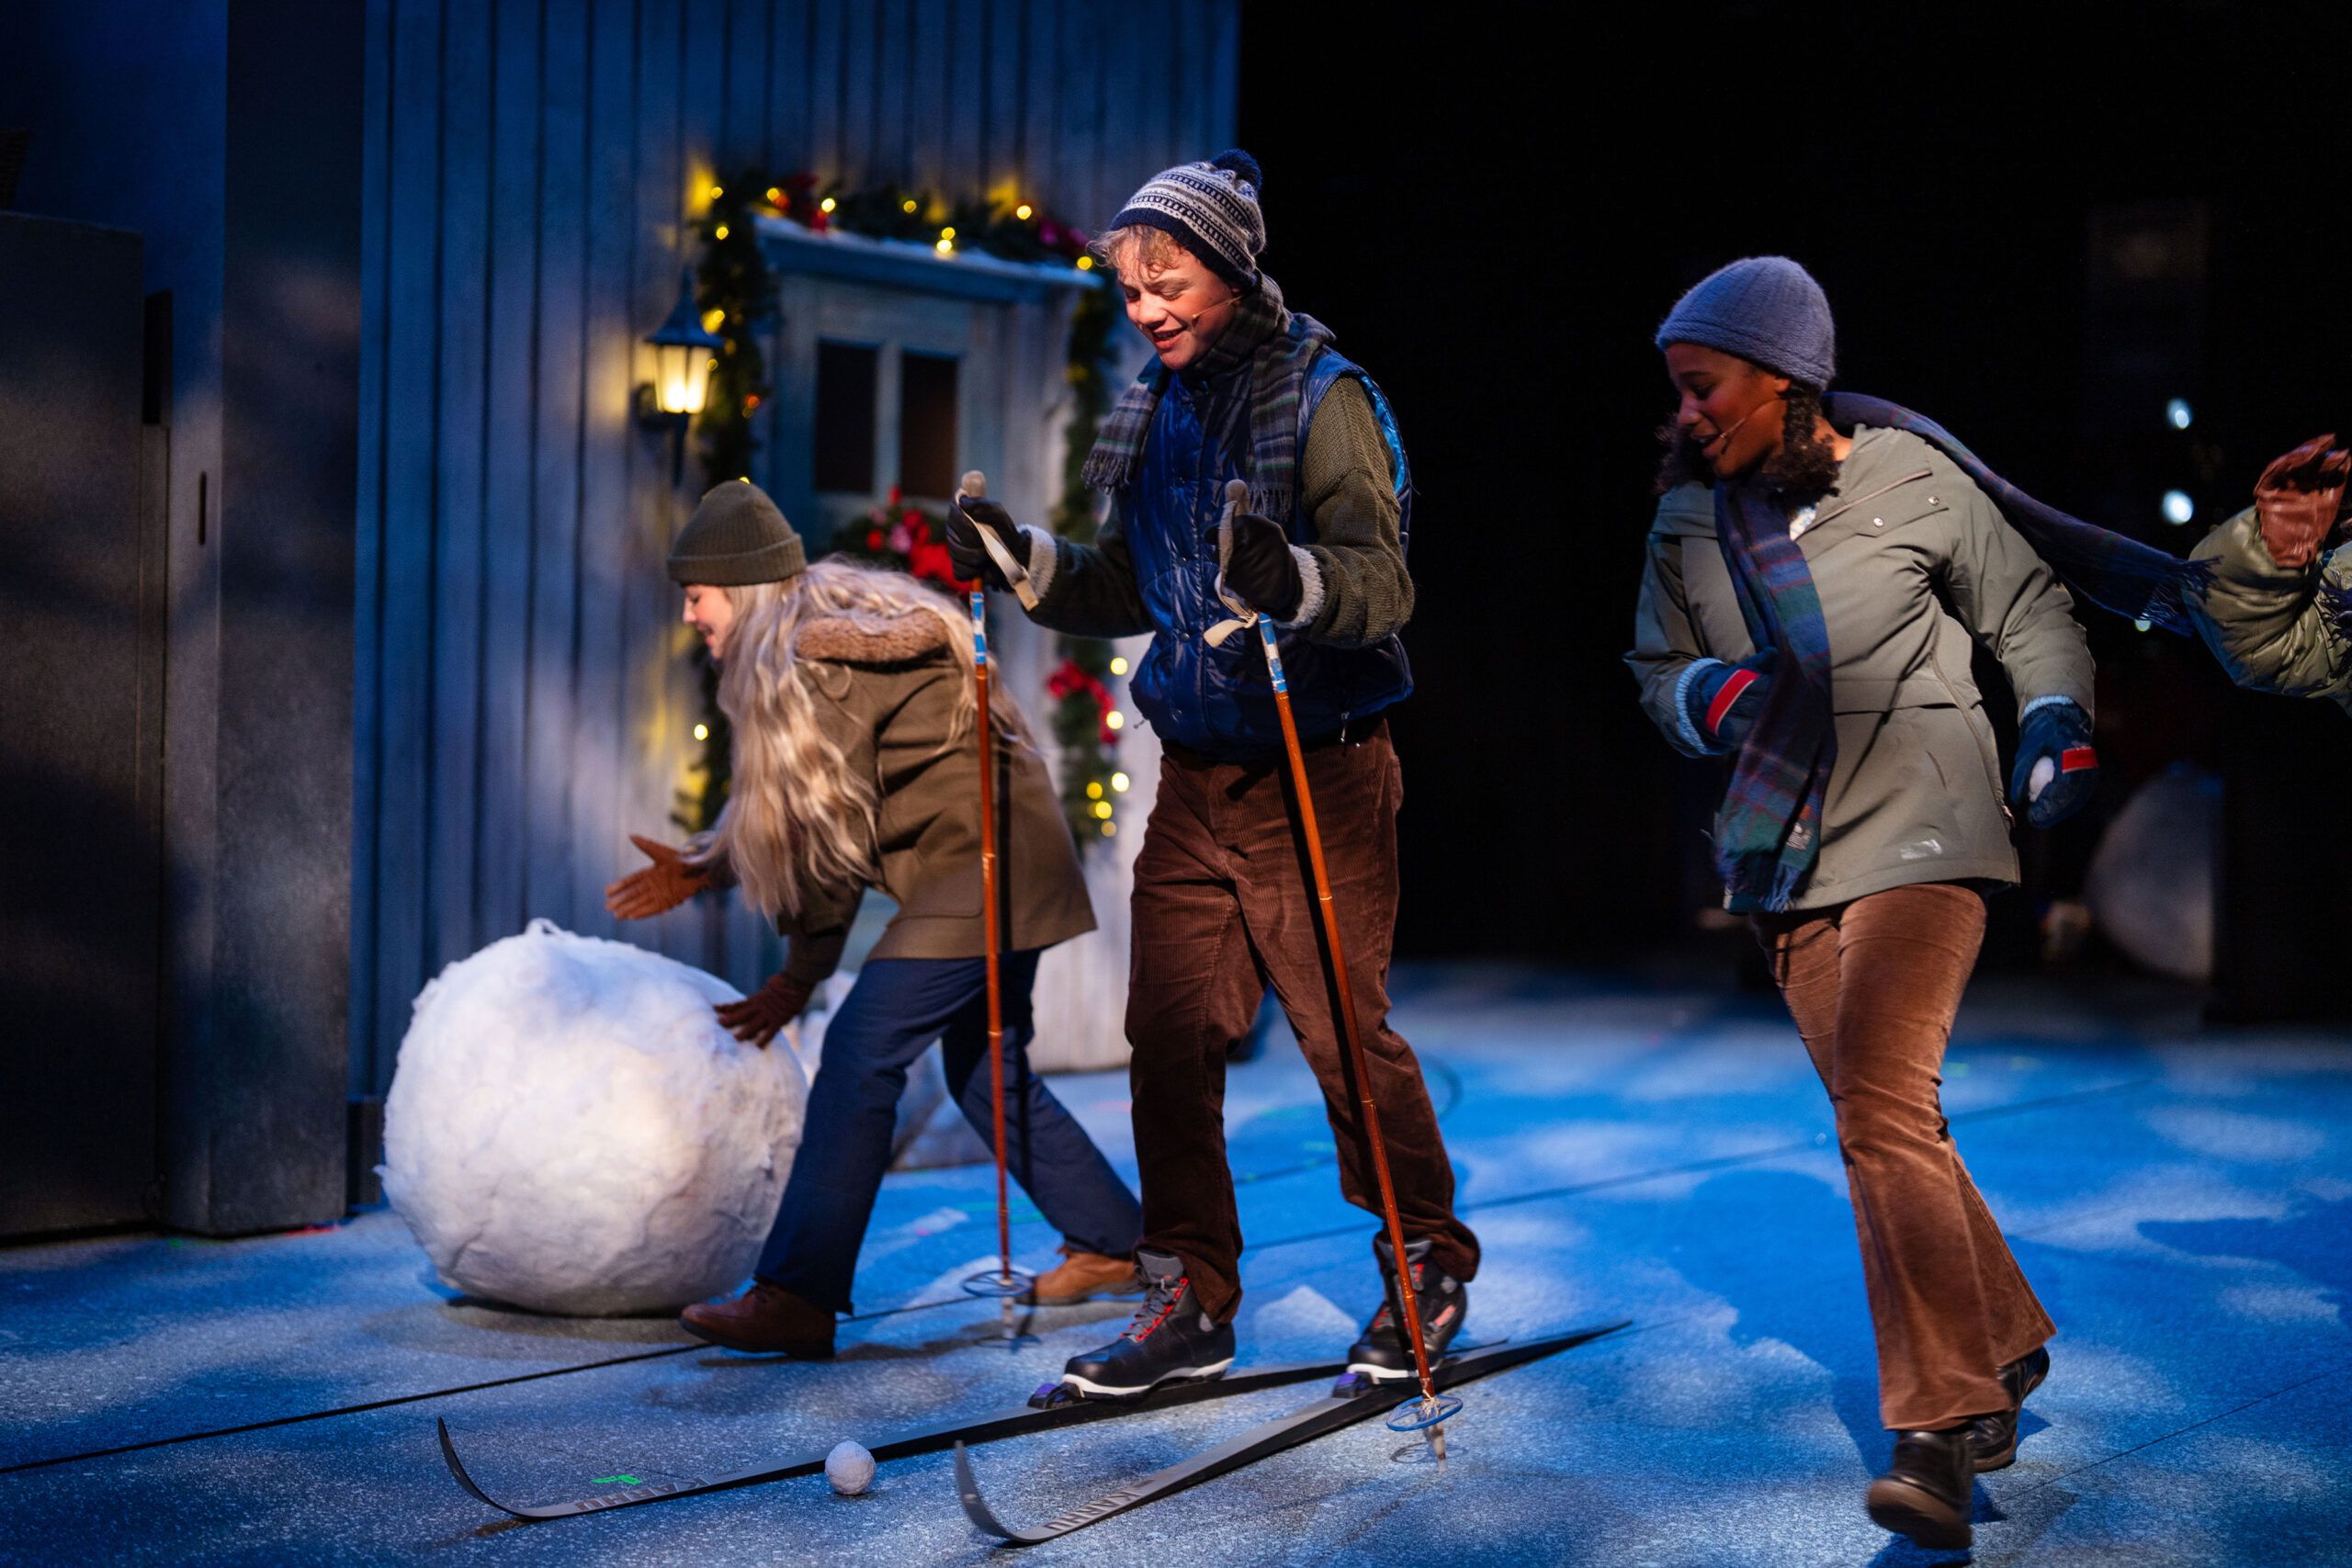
[
  {"xmin": 956, "ymin": 469, "xmax": 1027, "ymax": 1338},
  {"xmin": 1225, "ymin": 480, "xmax": 1455, "ymax": 1453}
]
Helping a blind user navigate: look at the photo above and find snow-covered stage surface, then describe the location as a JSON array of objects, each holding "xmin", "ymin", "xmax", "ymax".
[{"xmin": 6, "ymin": 964, "xmax": 2349, "ymax": 1566}]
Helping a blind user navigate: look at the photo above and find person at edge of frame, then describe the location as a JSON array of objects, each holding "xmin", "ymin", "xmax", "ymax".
[
  {"xmin": 2188, "ymin": 431, "xmax": 2352, "ymax": 710},
  {"xmin": 605, "ymin": 480, "xmax": 1144, "ymax": 1359},
  {"xmin": 1627, "ymin": 257, "xmax": 2096, "ymax": 1553},
  {"xmin": 944, "ymin": 149, "xmax": 1480, "ymax": 1400}
]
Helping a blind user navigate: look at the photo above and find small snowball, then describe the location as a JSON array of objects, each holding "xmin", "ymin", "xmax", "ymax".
[
  {"xmin": 825, "ymin": 1440, "xmax": 876, "ymax": 1495},
  {"xmin": 381, "ymin": 920, "xmax": 807, "ymax": 1315}
]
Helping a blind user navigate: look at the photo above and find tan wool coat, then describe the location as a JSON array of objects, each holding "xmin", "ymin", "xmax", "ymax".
[
  {"xmin": 1628, "ymin": 425, "xmax": 2097, "ymax": 910},
  {"xmin": 766, "ymin": 612, "xmax": 1095, "ymax": 975}
]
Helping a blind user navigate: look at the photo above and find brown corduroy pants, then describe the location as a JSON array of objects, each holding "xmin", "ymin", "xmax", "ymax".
[
  {"xmin": 1125, "ymin": 721, "xmax": 1480, "ymax": 1322},
  {"xmin": 1754, "ymin": 881, "xmax": 2054, "ymax": 1430}
]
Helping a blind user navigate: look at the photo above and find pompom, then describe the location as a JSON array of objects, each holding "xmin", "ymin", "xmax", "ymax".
[{"xmin": 1209, "ymin": 148, "xmax": 1262, "ymax": 193}]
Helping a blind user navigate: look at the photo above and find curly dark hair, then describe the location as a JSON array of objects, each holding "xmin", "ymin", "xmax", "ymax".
[{"xmin": 1653, "ymin": 384, "xmax": 1841, "ymax": 502}]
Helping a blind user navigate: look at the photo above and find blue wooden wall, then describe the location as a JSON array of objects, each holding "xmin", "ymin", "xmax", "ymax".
[{"xmin": 352, "ymin": 0, "xmax": 1238, "ymax": 1092}]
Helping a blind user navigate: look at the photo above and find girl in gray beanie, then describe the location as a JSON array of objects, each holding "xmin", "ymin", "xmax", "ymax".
[
  {"xmin": 1632, "ymin": 255, "xmax": 2088, "ymax": 1551},
  {"xmin": 605, "ymin": 482, "xmax": 1142, "ymax": 1356}
]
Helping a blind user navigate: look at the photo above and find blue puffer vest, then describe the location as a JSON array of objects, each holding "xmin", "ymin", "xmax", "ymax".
[{"xmin": 1121, "ymin": 348, "xmax": 1414, "ymax": 760}]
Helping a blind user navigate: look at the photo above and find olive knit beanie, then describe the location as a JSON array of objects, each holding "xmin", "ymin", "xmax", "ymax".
[
  {"xmin": 1655, "ymin": 255, "xmax": 1837, "ymax": 390},
  {"xmin": 1107, "ymin": 149, "xmax": 1267, "ymax": 291},
  {"xmin": 665, "ymin": 479, "xmax": 806, "ymax": 585}
]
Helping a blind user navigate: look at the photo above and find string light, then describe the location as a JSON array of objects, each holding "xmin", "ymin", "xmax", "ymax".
[
  {"xmin": 940, "ymin": 226, "xmax": 956, "ymax": 241},
  {"xmin": 1015, "ymin": 204, "xmax": 1034, "ymax": 220},
  {"xmin": 765, "ymin": 186, "xmax": 784, "ymax": 205},
  {"xmin": 714, "ymin": 223, "xmax": 729, "ymax": 240},
  {"xmin": 1111, "ymin": 772, "xmax": 1130, "ymax": 793},
  {"xmin": 935, "ymin": 237, "xmax": 954, "ymax": 254},
  {"xmin": 1108, "ymin": 656, "xmax": 1128, "ymax": 675},
  {"xmin": 1086, "ymin": 782, "xmax": 1103, "ymax": 800},
  {"xmin": 1093, "ymin": 800, "xmax": 1113, "ymax": 820},
  {"xmin": 702, "ymin": 308, "xmax": 725, "ymax": 333},
  {"xmin": 1105, "ymin": 710, "xmax": 1125, "ymax": 730},
  {"xmin": 1101, "ymin": 820, "xmax": 1116, "ymax": 837},
  {"xmin": 693, "ymin": 723, "xmax": 708, "ymax": 741},
  {"xmin": 901, "ymin": 197, "xmax": 918, "ymax": 213},
  {"xmin": 709, "ymin": 184, "xmax": 724, "ymax": 199},
  {"xmin": 820, "ymin": 197, "xmax": 837, "ymax": 213},
  {"xmin": 1075, "ymin": 254, "xmax": 1094, "ymax": 271}
]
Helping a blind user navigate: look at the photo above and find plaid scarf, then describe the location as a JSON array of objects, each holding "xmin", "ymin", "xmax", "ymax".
[
  {"xmin": 1826, "ymin": 392, "xmax": 2211, "ymax": 633},
  {"xmin": 1713, "ymin": 480, "xmax": 1838, "ymax": 913},
  {"xmin": 1082, "ymin": 272, "xmax": 1336, "ymax": 520}
]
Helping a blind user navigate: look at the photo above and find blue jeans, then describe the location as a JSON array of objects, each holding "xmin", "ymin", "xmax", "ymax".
[{"xmin": 756, "ymin": 950, "xmax": 1143, "ymax": 1314}]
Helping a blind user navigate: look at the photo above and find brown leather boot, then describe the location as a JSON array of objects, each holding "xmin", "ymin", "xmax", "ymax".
[
  {"xmin": 678, "ymin": 1281, "xmax": 835, "ymax": 1357},
  {"xmin": 1022, "ymin": 1247, "xmax": 1142, "ymax": 1306}
]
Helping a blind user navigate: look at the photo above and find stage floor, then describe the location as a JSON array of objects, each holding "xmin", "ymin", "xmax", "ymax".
[{"xmin": 4, "ymin": 964, "xmax": 2348, "ymax": 1566}]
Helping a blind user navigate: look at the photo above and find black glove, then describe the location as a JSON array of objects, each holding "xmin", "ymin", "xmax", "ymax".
[
  {"xmin": 1225, "ymin": 512, "xmax": 1304, "ymax": 620},
  {"xmin": 1684, "ymin": 649, "xmax": 1775, "ymax": 750},
  {"xmin": 946, "ymin": 492, "xmax": 1025, "ymax": 591},
  {"xmin": 2008, "ymin": 699, "xmax": 2098, "ymax": 829}
]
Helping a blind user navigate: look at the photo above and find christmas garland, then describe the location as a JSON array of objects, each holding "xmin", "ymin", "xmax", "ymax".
[{"xmin": 673, "ymin": 172, "xmax": 1126, "ymax": 848}]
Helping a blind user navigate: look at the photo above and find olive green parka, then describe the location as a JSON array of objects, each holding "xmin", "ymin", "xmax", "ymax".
[{"xmin": 1627, "ymin": 425, "xmax": 2097, "ymax": 910}]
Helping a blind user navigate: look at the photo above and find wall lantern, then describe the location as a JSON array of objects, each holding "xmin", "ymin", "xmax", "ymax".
[{"xmin": 636, "ymin": 268, "xmax": 724, "ymax": 482}]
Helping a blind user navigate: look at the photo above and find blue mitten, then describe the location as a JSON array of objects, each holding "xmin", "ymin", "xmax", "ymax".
[
  {"xmin": 2009, "ymin": 699, "xmax": 2098, "ymax": 829},
  {"xmin": 1684, "ymin": 650, "xmax": 1776, "ymax": 750}
]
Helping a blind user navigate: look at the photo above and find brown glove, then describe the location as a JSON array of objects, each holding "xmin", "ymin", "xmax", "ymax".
[
  {"xmin": 2253, "ymin": 434, "xmax": 2352, "ymax": 569},
  {"xmin": 603, "ymin": 834, "xmax": 711, "ymax": 919},
  {"xmin": 714, "ymin": 971, "xmax": 815, "ymax": 1049}
]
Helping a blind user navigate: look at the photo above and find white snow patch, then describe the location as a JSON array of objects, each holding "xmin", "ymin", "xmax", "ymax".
[
  {"xmin": 1243, "ymin": 1284, "xmax": 1357, "ymax": 1344},
  {"xmin": 2144, "ymin": 1105, "xmax": 2327, "ymax": 1164},
  {"xmin": 380, "ymin": 921, "xmax": 807, "ymax": 1315}
]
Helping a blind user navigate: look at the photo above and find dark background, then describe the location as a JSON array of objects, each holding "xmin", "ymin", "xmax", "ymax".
[{"xmin": 1239, "ymin": 0, "xmax": 2352, "ymax": 999}]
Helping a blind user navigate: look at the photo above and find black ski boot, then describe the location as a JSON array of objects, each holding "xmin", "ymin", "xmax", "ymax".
[
  {"xmin": 1057, "ymin": 1248, "xmax": 1235, "ymax": 1399},
  {"xmin": 1346, "ymin": 1236, "xmax": 1467, "ymax": 1382}
]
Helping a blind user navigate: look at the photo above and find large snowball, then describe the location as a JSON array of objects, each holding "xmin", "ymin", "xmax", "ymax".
[{"xmin": 381, "ymin": 920, "xmax": 806, "ymax": 1315}]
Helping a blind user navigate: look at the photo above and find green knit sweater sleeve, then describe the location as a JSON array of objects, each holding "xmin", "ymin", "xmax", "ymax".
[
  {"xmin": 1291, "ymin": 378, "xmax": 1413, "ymax": 646},
  {"xmin": 1028, "ymin": 499, "xmax": 1155, "ymax": 638}
]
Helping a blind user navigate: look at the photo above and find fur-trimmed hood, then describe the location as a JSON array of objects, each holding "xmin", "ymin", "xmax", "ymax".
[{"xmin": 793, "ymin": 611, "xmax": 951, "ymax": 665}]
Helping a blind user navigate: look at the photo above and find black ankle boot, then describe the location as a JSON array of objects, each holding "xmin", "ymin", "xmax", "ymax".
[
  {"xmin": 1866, "ymin": 1426, "xmax": 1973, "ymax": 1550},
  {"xmin": 1968, "ymin": 1344, "xmax": 2051, "ymax": 1472},
  {"xmin": 1057, "ymin": 1248, "xmax": 1235, "ymax": 1399},
  {"xmin": 1346, "ymin": 1236, "xmax": 1467, "ymax": 1381}
]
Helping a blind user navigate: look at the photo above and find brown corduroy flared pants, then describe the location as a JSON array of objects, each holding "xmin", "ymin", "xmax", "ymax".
[
  {"xmin": 1124, "ymin": 721, "xmax": 1480, "ymax": 1323},
  {"xmin": 1754, "ymin": 881, "xmax": 2054, "ymax": 1430}
]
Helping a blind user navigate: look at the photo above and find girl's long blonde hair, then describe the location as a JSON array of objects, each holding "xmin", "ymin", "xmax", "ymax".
[{"xmin": 692, "ymin": 557, "xmax": 1031, "ymax": 922}]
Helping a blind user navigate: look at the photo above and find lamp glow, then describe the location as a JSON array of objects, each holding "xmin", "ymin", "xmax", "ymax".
[{"xmin": 639, "ymin": 270, "xmax": 725, "ymax": 422}]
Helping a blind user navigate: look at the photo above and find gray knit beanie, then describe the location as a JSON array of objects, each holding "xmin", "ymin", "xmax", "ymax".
[
  {"xmin": 1108, "ymin": 149, "xmax": 1266, "ymax": 290},
  {"xmin": 666, "ymin": 480, "xmax": 806, "ymax": 585},
  {"xmin": 1655, "ymin": 256, "xmax": 1837, "ymax": 389}
]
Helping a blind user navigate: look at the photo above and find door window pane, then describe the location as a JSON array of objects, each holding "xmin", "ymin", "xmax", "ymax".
[
  {"xmin": 814, "ymin": 341, "xmax": 877, "ymax": 493},
  {"xmin": 899, "ymin": 351, "xmax": 959, "ymax": 499}
]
